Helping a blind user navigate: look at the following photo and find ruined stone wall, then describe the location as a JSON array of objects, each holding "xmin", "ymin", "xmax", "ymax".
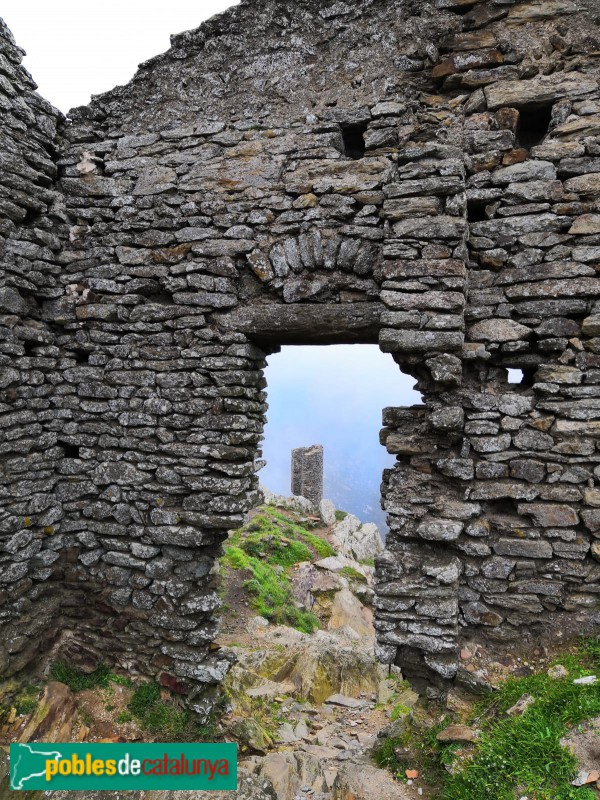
[
  {"xmin": 375, "ymin": 0, "xmax": 600, "ymax": 690},
  {"xmin": 2, "ymin": 0, "xmax": 600, "ymax": 706},
  {"xmin": 0, "ymin": 20, "xmax": 68, "ymax": 678}
]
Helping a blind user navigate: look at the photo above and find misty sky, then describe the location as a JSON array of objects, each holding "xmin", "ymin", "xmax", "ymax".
[
  {"xmin": 260, "ymin": 346, "xmax": 420, "ymax": 528},
  {"xmin": 3, "ymin": 3, "xmax": 424, "ymax": 528}
]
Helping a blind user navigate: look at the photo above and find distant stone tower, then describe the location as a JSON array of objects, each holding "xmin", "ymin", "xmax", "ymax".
[{"xmin": 291, "ymin": 445, "xmax": 323, "ymax": 506}]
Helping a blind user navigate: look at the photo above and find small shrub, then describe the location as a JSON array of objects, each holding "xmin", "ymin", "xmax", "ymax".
[
  {"xmin": 110, "ymin": 673, "xmax": 133, "ymax": 688},
  {"xmin": 128, "ymin": 682, "xmax": 190, "ymax": 738},
  {"xmin": 49, "ymin": 662, "xmax": 113, "ymax": 692},
  {"xmin": 128, "ymin": 682, "xmax": 224, "ymax": 741},
  {"xmin": 373, "ymin": 735, "xmax": 408, "ymax": 774},
  {"xmin": 115, "ymin": 711, "xmax": 133, "ymax": 724},
  {"xmin": 391, "ymin": 702, "xmax": 411, "ymax": 721},
  {"xmin": 78, "ymin": 708, "xmax": 93, "ymax": 726},
  {"xmin": 15, "ymin": 696, "xmax": 37, "ymax": 716}
]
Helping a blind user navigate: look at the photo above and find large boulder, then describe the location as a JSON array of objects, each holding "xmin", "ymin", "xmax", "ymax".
[
  {"xmin": 224, "ymin": 626, "xmax": 381, "ymax": 706},
  {"xmin": 330, "ymin": 515, "xmax": 383, "ymax": 562},
  {"xmin": 319, "ymin": 499, "xmax": 337, "ymax": 526},
  {"xmin": 328, "ymin": 588, "xmax": 374, "ymax": 640},
  {"xmin": 16, "ymin": 681, "xmax": 77, "ymax": 743},
  {"xmin": 332, "ymin": 759, "xmax": 414, "ymax": 800}
]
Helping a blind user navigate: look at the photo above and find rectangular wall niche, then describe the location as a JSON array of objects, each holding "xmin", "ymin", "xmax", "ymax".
[{"xmin": 341, "ymin": 123, "xmax": 368, "ymax": 160}]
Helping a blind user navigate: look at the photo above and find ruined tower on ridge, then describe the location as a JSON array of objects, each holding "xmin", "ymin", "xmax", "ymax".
[{"xmin": 291, "ymin": 445, "xmax": 324, "ymax": 506}]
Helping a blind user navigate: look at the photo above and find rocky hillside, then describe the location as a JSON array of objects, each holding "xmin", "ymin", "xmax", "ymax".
[{"xmin": 1, "ymin": 496, "xmax": 599, "ymax": 800}]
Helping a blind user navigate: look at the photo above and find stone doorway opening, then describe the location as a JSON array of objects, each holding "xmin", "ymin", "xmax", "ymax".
[{"xmin": 258, "ymin": 344, "xmax": 421, "ymax": 531}]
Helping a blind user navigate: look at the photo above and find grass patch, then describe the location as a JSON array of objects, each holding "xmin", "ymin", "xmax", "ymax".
[
  {"xmin": 335, "ymin": 510, "xmax": 348, "ymax": 521},
  {"xmin": 127, "ymin": 682, "xmax": 221, "ymax": 741},
  {"xmin": 230, "ymin": 506, "xmax": 335, "ymax": 566},
  {"xmin": 49, "ymin": 662, "xmax": 114, "ymax": 692},
  {"xmin": 432, "ymin": 638, "xmax": 600, "ymax": 800},
  {"xmin": 339, "ymin": 566, "xmax": 368, "ymax": 583},
  {"xmin": 15, "ymin": 696, "xmax": 38, "ymax": 716},
  {"xmin": 11, "ymin": 683, "xmax": 40, "ymax": 717},
  {"xmin": 373, "ymin": 734, "xmax": 407, "ymax": 771},
  {"xmin": 223, "ymin": 544, "xmax": 319, "ymax": 633},
  {"xmin": 48, "ymin": 662, "xmax": 132, "ymax": 692},
  {"xmin": 128, "ymin": 683, "xmax": 193, "ymax": 739},
  {"xmin": 115, "ymin": 711, "xmax": 133, "ymax": 724},
  {"xmin": 372, "ymin": 716, "xmax": 448, "ymax": 785},
  {"xmin": 221, "ymin": 506, "xmax": 329, "ymax": 633},
  {"xmin": 300, "ymin": 530, "xmax": 335, "ymax": 559},
  {"xmin": 78, "ymin": 708, "xmax": 93, "ymax": 726},
  {"xmin": 391, "ymin": 702, "xmax": 411, "ymax": 721}
]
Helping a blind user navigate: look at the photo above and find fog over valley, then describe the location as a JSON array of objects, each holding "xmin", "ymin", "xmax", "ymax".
[{"xmin": 259, "ymin": 345, "xmax": 421, "ymax": 531}]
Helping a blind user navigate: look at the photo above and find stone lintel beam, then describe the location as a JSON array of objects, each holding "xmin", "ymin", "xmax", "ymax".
[{"xmin": 215, "ymin": 302, "xmax": 382, "ymax": 345}]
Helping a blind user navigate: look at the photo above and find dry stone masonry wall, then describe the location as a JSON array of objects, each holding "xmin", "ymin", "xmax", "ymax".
[
  {"xmin": 0, "ymin": 20, "xmax": 70, "ymax": 681},
  {"xmin": 2, "ymin": 0, "xmax": 600, "ymax": 709}
]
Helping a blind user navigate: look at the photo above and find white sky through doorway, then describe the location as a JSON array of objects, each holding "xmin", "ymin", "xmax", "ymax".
[{"xmin": 260, "ymin": 345, "xmax": 421, "ymax": 529}]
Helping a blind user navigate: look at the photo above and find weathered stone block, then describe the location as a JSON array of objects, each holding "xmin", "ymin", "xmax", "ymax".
[
  {"xmin": 517, "ymin": 504, "xmax": 579, "ymax": 527},
  {"xmin": 380, "ymin": 329, "xmax": 464, "ymax": 353},
  {"xmin": 417, "ymin": 519, "xmax": 464, "ymax": 542},
  {"xmin": 494, "ymin": 538, "xmax": 553, "ymax": 558},
  {"xmin": 484, "ymin": 74, "xmax": 596, "ymax": 110}
]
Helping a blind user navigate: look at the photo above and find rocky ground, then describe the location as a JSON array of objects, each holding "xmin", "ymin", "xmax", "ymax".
[{"xmin": 1, "ymin": 496, "xmax": 599, "ymax": 799}]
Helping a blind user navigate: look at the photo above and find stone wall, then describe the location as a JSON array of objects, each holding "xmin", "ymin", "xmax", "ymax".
[
  {"xmin": 0, "ymin": 20, "xmax": 67, "ymax": 680},
  {"xmin": 1, "ymin": 0, "xmax": 600, "ymax": 708},
  {"xmin": 374, "ymin": 0, "xmax": 600, "ymax": 689}
]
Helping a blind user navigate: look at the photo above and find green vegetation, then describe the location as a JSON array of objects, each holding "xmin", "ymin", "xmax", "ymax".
[
  {"xmin": 127, "ymin": 681, "xmax": 221, "ymax": 741},
  {"xmin": 335, "ymin": 510, "xmax": 348, "ymax": 521},
  {"xmin": 221, "ymin": 505, "xmax": 335, "ymax": 633},
  {"xmin": 49, "ymin": 662, "xmax": 113, "ymax": 692},
  {"xmin": 9, "ymin": 683, "xmax": 41, "ymax": 717},
  {"xmin": 15, "ymin": 694, "xmax": 38, "ymax": 716},
  {"xmin": 298, "ymin": 529, "xmax": 335, "ymax": 559},
  {"xmin": 115, "ymin": 711, "xmax": 133, "ymax": 724},
  {"xmin": 440, "ymin": 639, "xmax": 600, "ymax": 800},
  {"xmin": 233, "ymin": 506, "xmax": 335, "ymax": 565},
  {"xmin": 78, "ymin": 708, "xmax": 93, "ymax": 726},
  {"xmin": 128, "ymin": 683, "xmax": 188, "ymax": 738},
  {"xmin": 372, "ymin": 712, "xmax": 448, "ymax": 785},
  {"xmin": 223, "ymin": 544, "xmax": 319, "ymax": 633},
  {"xmin": 373, "ymin": 734, "xmax": 406, "ymax": 770},
  {"xmin": 49, "ymin": 662, "xmax": 132, "ymax": 692},
  {"xmin": 376, "ymin": 638, "xmax": 600, "ymax": 800},
  {"xmin": 339, "ymin": 566, "xmax": 368, "ymax": 583},
  {"xmin": 390, "ymin": 702, "xmax": 411, "ymax": 721}
]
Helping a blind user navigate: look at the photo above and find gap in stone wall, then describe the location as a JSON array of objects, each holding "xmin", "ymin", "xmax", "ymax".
[
  {"xmin": 517, "ymin": 103, "xmax": 553, "ymax": 149},
  {"xmin": 340, "ymin": 123, "xmax": 368, "ymax": 160},
  {"xmin": 507, "ymin": 368, "xmax": 525, "ymax": 385},
  {"xmin": 258, "ymin": 344, "xmax": 421, "ymax": 531}
]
